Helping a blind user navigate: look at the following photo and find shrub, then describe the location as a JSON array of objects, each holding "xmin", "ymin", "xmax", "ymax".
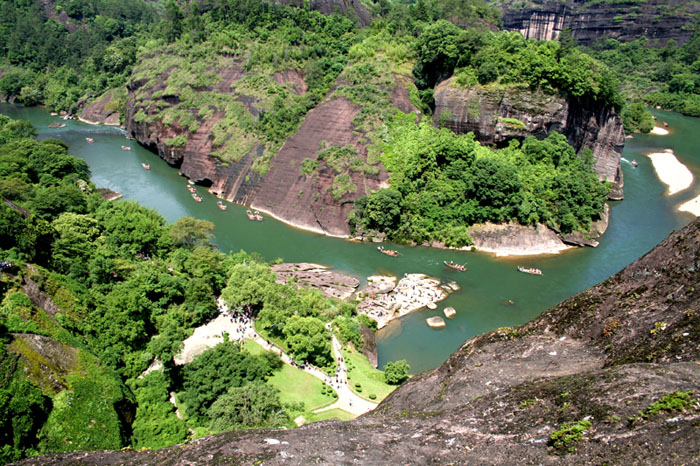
[{"xmin": 384, "ymin": 360, "xmax": 410, "ymax": 385}]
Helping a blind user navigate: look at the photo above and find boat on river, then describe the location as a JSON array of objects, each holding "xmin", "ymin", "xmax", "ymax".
[
  {"xmin": 121, "ymin": 145, "xmax": 131, "ymax": 151},
  {"xmin": 444, "ymin": 261, "xmax": 466, "ymax": 272},
  {"xmin": 192, "ymin": 193, "xmax": 202, "ymax": 202},
  {"xmin": 631, "ymin": 160, "xmax": 638, "ymax": 167},
  {"xmin": 663, "ymin": 121, "xmax": 669, "ymax": 127},
  {"xmin": 377, "ymin": 246, "xmax": 398, "ymax": 257},
  {"xmin": 86, "ymin": 137, "xmax": 94, "ymax": 143},
  {"xmin": 187, "ymin": 185, "xmax": 196, "ymax": 193},
  {"xmin": 254, "ymin": 210, "xmax": 264, "ymax": 221},
  {"xmin": 518, "ymin": 266, "xmax": 542, "ymax": 275},
  {"xmin": 217, "ymin": 200, "xmax": 227, "ymax": 211},
  {"xmin": 246, "ymin": 210, "xmax": 256, "ymax": 220},
  {"xmin": 141, "ymin": 162, "xmax": 150, "ymax": 170}
]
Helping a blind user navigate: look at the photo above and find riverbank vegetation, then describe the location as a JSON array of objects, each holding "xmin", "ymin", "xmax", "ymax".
[
  {"xmin": 350, "ymin": 114, "xmax": 609, "ymax": 246},
  {"xmin": 586, "ymin": 33, "xmax": 700, "ymax": 118},
  {"xmin": 0, "ymin": 115, "xmax": 379, "ymax": 462}
]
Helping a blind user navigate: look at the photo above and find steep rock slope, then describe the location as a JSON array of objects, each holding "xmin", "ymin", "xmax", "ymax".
[
  {"xmin": 124, "ymin": 45, "xmax": 415, "ymax": 235},
  {"xmin": 20, "ymin": 219, "xmax": 700, "ymax": 465},
  {"xmin": 493, "ymin": 0, "xmax": 700, "ymax": 46},
  {"xmin": 433, "ymin": 78, "xmax": 625, "ymax": 198}
]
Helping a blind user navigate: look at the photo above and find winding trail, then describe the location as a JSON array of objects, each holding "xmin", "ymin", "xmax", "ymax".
[{"xmin": 176, "ymin": 300, "xmax": 377, "ymax": 417}]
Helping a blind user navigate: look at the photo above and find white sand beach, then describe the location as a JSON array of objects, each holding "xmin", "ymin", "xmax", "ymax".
[
  {"xmin": 679, "ymin": 195, "xmax": 700, "ymax": 216},
  {"xmin": 476, "ymin": 243, "xmax": 572, "ymax": 257},
  {"xmin": 646, "ymin": 150, "xmax": 693, "ymax": 195},
  {"xmin": 650, "ymin": 126, "xmax": 669, "ymax": 136}
]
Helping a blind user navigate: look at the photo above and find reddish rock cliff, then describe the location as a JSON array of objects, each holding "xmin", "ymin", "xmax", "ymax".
[
  {"xmin": 433, "ymin": 78, "xmax": 625, "ymax": 199},
  {"xmin": 125, "ymin": 56, "xmax": 414, "ymax": 236}
]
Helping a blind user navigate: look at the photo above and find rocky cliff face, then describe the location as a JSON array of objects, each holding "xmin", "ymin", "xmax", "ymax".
[
  {"xmin": 125, "ymin": 56, "xmax": 414, "ymax": 236},
  {"xmin": 494, "ymin": 0, "xmax": 700, "ymax": 46},
  {"xmin": 19, "ymin": 218, "xmax": 700, "ymax": 465},
  {"xmin": 433, "ymin": 78, "xmax": 625, "ymax": 199}
]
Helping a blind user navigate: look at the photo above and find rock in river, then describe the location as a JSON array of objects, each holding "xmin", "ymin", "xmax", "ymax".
[{"xmin": 426, "ymin": 316, "xmax": 446, "ymax": 328}]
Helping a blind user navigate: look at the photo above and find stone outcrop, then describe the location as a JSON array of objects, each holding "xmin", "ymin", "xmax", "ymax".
[
  {"xmin": 468, "ymin": 222, "xmax": 571, "ymax": 256},
  {"xmin": 78, "ymin": 90, "xmax": 121, "ymax": 126},
  {"xmin": 494, "ymin": 0, "xmax": 700, "ymax": 46},
  {"xmin": 125, "ymin": 54, "xmax": 414, "ymax": 236},
  {"xmin": 22, "ymin": 216, "xmax": 700, "ymax": 466},
  {"xmin": 270, "ymin": 262, "xmax": 360, "ymax": 300},
  {"xmin": 433, "ymin": 79, "xmax": 626, "ymax": 198}
]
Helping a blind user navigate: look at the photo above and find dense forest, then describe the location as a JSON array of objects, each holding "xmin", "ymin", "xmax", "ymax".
[
  {"xmin": 0, "ymin": 115, "xmax": 384, "ymax": 463},
  {"xmin": 2, "ymin": 0, "xmax": 700, "ymax": 462}
]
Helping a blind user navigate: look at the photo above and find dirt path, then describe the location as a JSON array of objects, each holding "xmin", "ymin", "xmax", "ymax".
[{"xmin": 176, "ymin": 300, "xmax": 377, "ymax": 416}]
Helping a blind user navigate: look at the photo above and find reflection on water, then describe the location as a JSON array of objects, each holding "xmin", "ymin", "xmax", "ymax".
[{"xmin": 2, "ymin": 104, "xmax": 699, "ymax": 373}]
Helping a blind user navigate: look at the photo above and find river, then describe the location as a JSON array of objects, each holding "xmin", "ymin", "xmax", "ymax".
[{"xmin": 2, "ymin": 103, "xmax": 699, "ymax": 373}]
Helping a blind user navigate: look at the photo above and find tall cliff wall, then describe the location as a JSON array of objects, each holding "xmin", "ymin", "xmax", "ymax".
[
  {"xmin": 20, "ymin": 213, "xmax": 700, "ymax": 465},
  {"xmin": 494, "ymin": 0, "xmax": 700, "ymax": 46},
  {"xmin": 125, "ymin": 57, "xmax": 414, "ymax": 236},
  {"xmin": 433, "ymin": 78, "xmax": 625, "ymax": 198}
]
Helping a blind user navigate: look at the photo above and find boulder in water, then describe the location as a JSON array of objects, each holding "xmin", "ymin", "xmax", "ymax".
[
  {"xmin": 426, "ymin": 316, "xmax": 446, "ymax": 328},
  {"xmin": 443, "ymin": 307, "xmax": 456, "ymax": 318}
]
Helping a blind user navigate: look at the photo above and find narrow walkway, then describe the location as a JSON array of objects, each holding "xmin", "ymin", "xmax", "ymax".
[
  {"xmin": 312, "ymin": 329, "xmax": 377, "ymax": 416},
  {"xmin": 194, "ymin": 300, "xmax": 378, "ymax": 416}
]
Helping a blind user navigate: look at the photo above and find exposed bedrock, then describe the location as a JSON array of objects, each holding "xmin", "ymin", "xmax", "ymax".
[
  {"xmin": 494, "ymin": 0, "xmax": 700, "ymax": 46},
  {"xmin": 125, "ymin": 63, "xmax": 414, "ymax": 236},
  {"xmin": 21, "ymin": 213, "xmax": 700, "ymax": 465},
  {"xmin": 433, "ymin": 78, "xmax": 625, "ymax": 199}
]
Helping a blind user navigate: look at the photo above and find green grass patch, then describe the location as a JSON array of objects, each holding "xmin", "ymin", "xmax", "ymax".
[
  {"xmin": 549, "ymin": 420, "xmax": 592, "ymax": 454},
  {"xmin": 304, "ymin": 408, "xmax": 356, "ymax": 423},
  {"xmin": 642, "ymin": 391, "xmax": 697, "ymax": 418},
  {"xmin": 342, "ymin": 348, "xmax": 395, "ymax": 403},
  {"xmin": 244, "ymin": 339, "xmax": 336, "ymax": 411}
]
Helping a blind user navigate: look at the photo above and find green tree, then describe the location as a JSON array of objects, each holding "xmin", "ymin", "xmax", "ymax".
[
  {"xmin": 131, "ymin": 371, "xmax": 187, "ymax": 449},
  {"xmin": 170, "ymin": 217, "xmax": 214, "ymax": 249},
  {"xmin": 383, "ymin": 360, "xmax": 410, "ymax": 385},
  {"xmin": 207, "ymin": 383, "xmax": 287, "ymax": 432},
  {"xmin": 180, "ymin": 342, "xmax": 272, "ymax": 422},
  {"xmin": 283, "ymin": 316, "xmax": 332, "ymax": 367}
]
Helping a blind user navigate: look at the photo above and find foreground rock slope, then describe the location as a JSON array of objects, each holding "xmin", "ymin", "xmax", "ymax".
[{"xmin": 19, "ymin": 219, "xmax": 700, "ymax": 465}]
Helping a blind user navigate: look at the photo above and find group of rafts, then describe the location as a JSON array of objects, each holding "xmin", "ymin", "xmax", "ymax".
[{"xmin": 184, "ymin": 184, "xmax": 263, "ymax": 218}]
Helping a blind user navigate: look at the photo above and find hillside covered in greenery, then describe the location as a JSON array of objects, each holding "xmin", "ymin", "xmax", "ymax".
[{"xmin": 0, "ymin": 115, "xmax": 383, "ymax": 463}]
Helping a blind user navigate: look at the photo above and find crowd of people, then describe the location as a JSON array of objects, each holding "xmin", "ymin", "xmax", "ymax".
[{"xmin": 357, "ymin": 273, "xmax": 448, "ymax": 328}]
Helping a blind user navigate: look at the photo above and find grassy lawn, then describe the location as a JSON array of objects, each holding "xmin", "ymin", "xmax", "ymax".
[
  {"xmin": 254, "ymin": 320, "xmax": 290, "ymax": 353},
  {"xmin": 245, "ymin": 339, "xmax": 336, "ymax": 411},
  {"xmin": 342, "ymin": 348, "xmax": 396, "ymax": 403},
  {"xmin": 304, "ymin": 408, "xmax": 356, "ymax": 423}
]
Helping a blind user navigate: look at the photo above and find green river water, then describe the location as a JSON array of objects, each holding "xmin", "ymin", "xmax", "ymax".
[{"xmin": 2, "ymin": 103, "xmax": 699, "ymax": 373}]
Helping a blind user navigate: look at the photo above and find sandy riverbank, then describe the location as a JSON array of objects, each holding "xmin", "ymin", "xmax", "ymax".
[
  {"xmin": 679, "ymin": 195, "xmax": 700, "ymax": 216},
  {"xmin": 646, "ymin": 150, "xmax": 693, "ymax": 195},
  {"xmin": 247, "ymin": 204, "xmax": 349, "ymax": 239},
  {"xmin": 475, "ymin": 243, "xmax": 572, "ymax": 257},
  {"xmin": 357, "ymin": 274, "xmax": 450, "ymax": 329},
  {"xmin": 650, "ymin": 126, "xmax": 669, "ymax": 136}
]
